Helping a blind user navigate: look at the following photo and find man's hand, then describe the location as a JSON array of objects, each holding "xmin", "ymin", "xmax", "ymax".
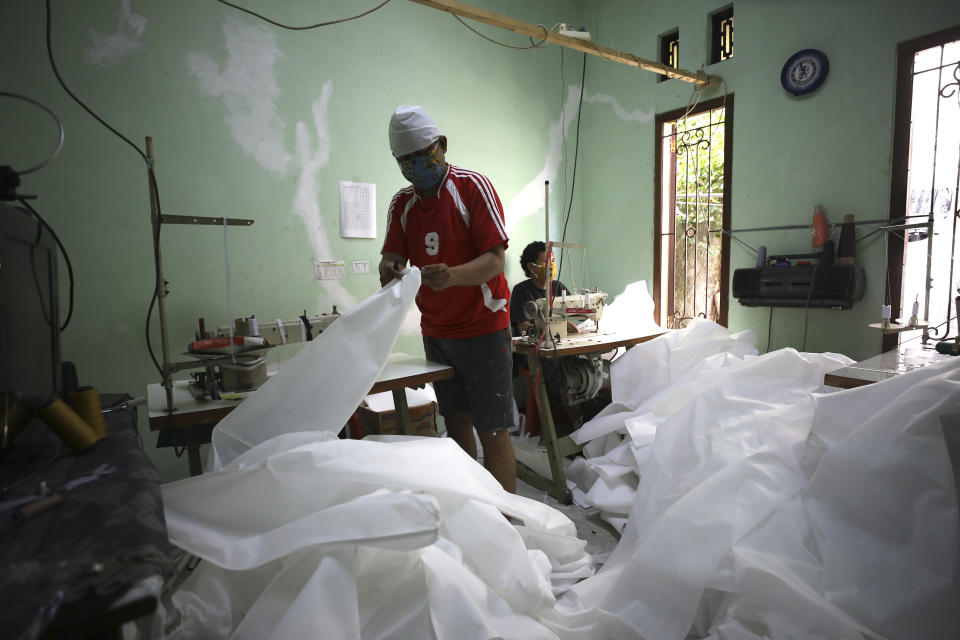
[
  {"xmin": 379, "ymin": 253, "xmax": 406, "ymax": 287},
  {"xmin": 421, "ymin": 263, "xmax": 455, "ymax": 291}
]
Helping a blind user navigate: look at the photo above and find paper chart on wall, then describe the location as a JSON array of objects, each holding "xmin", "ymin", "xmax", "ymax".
[{"xmin": 339, "ymin": 180, "xmax": 376, "ymax": 238}]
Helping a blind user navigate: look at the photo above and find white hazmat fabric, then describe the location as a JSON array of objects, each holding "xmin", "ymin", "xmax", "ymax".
[
  {"xmin": 207, "ymin": 267, "xmax": 422, "ymax": 470},
  {"xmin": 560, "ymin": 317, "xmax": 960, "ymax": 639},
  {"xmin": 389, "ymin": 105, "xmax": 441, "ymax": 158},
  {"xmin": 152, "ymin": 272, "xmax": 959, "ymax": 639},
  {"xmin": 158, "ymin": 269, "xmax": 594, "ymax": 639}
]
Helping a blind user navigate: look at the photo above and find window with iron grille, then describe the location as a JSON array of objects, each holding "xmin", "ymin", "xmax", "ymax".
[
  {"xmin": 654, "ymin": 97, "xmax": 733, "ymax": 329},
  {"xmin": 886, "ymin": 26, "xmax": 960, "ymax": 351},
  {"xmin": 711, "ymin": 7, "xmax": 734, "ymax": 64},
  {"xmin": 659, "ymin": 30, "xmax": 679, "ymax": 82}
]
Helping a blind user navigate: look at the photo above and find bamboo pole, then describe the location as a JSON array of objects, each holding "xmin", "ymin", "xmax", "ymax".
[{"xmin": 408, "ymin": 0, "xmax": 719, "ymax": 87}]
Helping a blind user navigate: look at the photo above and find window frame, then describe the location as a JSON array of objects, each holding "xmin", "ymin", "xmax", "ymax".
[
  {"xmin": 885, "ymin": 24, "xmax": 960, "ymax": 352},
  {"xmin": 653, "ymin": 95, "xmax": 734, "ymax": 328},
  {"xmin": 710, "ymin": 6, "xmax": 734, "ymax": 64},
  {"xmin": 659, "ymin": 29, "xmax": 680, "ymax": 83}
]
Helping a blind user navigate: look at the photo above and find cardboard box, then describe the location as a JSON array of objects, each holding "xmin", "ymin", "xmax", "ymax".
[{"xmin": 356, "ymin": 401, "xmax": 437, "ymax": 437}]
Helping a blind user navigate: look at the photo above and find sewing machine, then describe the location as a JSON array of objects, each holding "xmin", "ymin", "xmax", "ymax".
[
  {"xmin": 523, "ymin": 289, "xmax": 609, "ymax": 344},
  {"xmin": 184, "ymin": 308, "xmax": 341, "ymax": 400}
]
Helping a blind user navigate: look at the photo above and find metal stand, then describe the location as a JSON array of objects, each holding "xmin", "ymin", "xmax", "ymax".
[{"xmin": 145, "ymin": 136, "xmax": 254, "ymax": 467}]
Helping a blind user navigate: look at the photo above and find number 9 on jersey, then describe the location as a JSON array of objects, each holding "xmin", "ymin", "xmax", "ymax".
[{"xmin": 425, "ymin": 231, "xmax": 440, "ymax": 256}]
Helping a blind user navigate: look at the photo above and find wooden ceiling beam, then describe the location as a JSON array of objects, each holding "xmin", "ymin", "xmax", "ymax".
[{"xmin": 408, "ymin": 0, "xmax": 720, "ymax": 87}]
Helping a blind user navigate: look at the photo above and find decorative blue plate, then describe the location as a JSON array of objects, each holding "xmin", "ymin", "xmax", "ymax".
[{"xmin": 781, "ymin": 49, "xmax": 829, "ymax": 96}]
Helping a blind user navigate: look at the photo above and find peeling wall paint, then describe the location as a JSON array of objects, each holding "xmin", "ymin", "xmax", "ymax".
[
  {"xmin": 505, "ymin": 85, "xmax": 583, "ymax": 234},
  {"xmin": 505, "ymin": 85, "xmax": 653, "ymax": 235},
  {"xmin": 187, "ymin": 16, "xmax": 292, "ymax": 174},
  {"xmin": 292, "ymin": 82, "xmax": 357, "ymax": 310},
  {"xmin": 583, "ymin": 91, "xmax": 653, "ymax": 123},
  {"xmin": 84, "ymin": 0, "xmax": 146, "ymax": 66}
]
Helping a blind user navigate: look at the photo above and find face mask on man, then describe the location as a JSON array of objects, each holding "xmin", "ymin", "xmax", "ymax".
[{"xmin": 397, "ymin": 143, "xmax": 445, "ymax": 192}]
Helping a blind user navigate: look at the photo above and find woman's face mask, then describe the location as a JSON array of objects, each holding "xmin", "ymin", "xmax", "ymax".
[
  {"xmin": 397, "ymin": 142, "xmax": 445, "ymax": 192},
  {"xmin": 529, "ymin": 260, "xmax": 557, "ymax": 282}
]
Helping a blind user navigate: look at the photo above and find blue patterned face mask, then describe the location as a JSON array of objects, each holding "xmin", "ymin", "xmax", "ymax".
[{"xmin": 397, "ymin": 143, "xmax": 445, "ymax": 192}]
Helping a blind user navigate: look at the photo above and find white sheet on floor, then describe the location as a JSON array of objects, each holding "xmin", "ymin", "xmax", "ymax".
[
  {"xmin": 162, "ymin": 435, "xmax": 593, "ymax": 639},
  {"xmin": 155, "ymin": 271, "xmax": 959, "ymax": 639},
  {"xmin": 566, "ymin": 319, "xmax": 854, "ymax": 528},
  {"xmin": 559, "ymin": 319, "xmax": 960, "ymax": 639}
]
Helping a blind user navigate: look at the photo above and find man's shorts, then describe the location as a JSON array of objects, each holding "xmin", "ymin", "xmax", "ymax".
[{"xmin": 423, "ymin": 329, "xmax": 514, "ymax": 432}]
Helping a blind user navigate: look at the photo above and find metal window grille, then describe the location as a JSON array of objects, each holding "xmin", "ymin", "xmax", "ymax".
[
  {"xmin": 659, "ymin": 31, "xmax": 679, "ymax": 82},
  {"xmin": 899, "ymin": 39, "xmax": 960, "ymax": 343},
  {"xmin": 655, "ymin": 102, "xmax": 731, "ymax": 329},
  {"xmin": 711, "ymin": 8, "xmax": 734, "ymax": 63}
]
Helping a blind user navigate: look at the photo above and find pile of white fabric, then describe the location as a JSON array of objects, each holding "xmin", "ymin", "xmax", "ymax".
[
  {"xmin": 161, "ymin": 435, "xmax": 594, "ymax": 639},
  {"xmin": 565, "ymin": 319, "xmax": 853, "ymax": 530},
  {"xmin": 559, "ymin": 318, "xmax": 960, "ymax": 639},
  {"xmin": 151, "ymin": 273, "xmax": 960, "ymax": 639},
  {"xmin": 155, "ymin": 269, "xmax": 594, "ymax": 639}
]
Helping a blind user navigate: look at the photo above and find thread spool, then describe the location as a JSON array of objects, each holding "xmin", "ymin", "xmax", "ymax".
[
  {"xmin": 812, "ymin": 205, "xmax": 829, "ymax": 249},
  {"xmin": 837, "ymin": 214, "xmax": 855, "ymax": 264},
  {"xmin": 37, "ymin": 398, "xmax": 102, "ymax": 453},
  {"xmin": 70, "ymin": 386, "xmax": 107, "ymax": 438},
  {"xmin": 756, "ymin": 245, "xmax": 767, "ymax": 268},
  {"xmin": 881, "ymin": 304, "xmax": 892, "ymax": 329}
]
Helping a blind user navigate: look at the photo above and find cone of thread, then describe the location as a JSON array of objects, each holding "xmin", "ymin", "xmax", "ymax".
[
  {"xmin": 837, "ymin": 214, "xmax": 855, "ymax": 264},
  {"xmin": 71, "ymin": 386, "xmax": 107, "ymax": 438},
  {"xmin": 37, "ymin": 398, "xmax": 102, "ymax": 453}
]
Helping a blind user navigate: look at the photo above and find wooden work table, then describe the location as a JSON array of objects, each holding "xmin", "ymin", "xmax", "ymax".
[
  {"xmin": 148, "ymin": 353, "xmax": 454, "ymax": 476},
  {"xmin": 514, "ymin": 328, "xmax": 667, "ymax": 502},
  {"xmin": 824, "ymin": 342, "xmax": 954, "ymax": 389}
]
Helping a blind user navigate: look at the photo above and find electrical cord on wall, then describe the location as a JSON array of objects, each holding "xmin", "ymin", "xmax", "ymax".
[
  {"xmin": 0, "ymin": 92, "xmax": 64, "ymax": 175},
  {"xmin": 19, "ymin": 198, "xmax": 73, "ymax": 331},
  {"xmin": 767, "ymin": 306, "xmax": 773, "ymax": 353},
  {"xmin": 452, "ymin": 15, "xmax": 550, "ymax": 49},
  {"xmin": 558, "ymin": 53, "xmax": 587, "ymax": 281},
  {"xmin": 45, "ymin": 0, "xmax": 164, "ymax": 375},
  {"xmin": 214, "ymin": 0, "xmax": 394, "ymax": 30},
  {"xmin": 800, "ymin": 264, "xmax": 818, "ymax": 352}
]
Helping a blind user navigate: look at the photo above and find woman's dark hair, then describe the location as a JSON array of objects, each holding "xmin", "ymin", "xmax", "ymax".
[{"xmin": 520, "ymin": 241, "xmax": 545, "ymax": 278}]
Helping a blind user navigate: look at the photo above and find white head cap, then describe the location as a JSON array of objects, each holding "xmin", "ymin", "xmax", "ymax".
[{"xmin": 389, "ymin": 105, "xmax": 442, "ymax": 157}]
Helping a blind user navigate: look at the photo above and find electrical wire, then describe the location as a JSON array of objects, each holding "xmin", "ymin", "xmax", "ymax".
[
  {"xmin": 45, "ymin": 0, "xmax": 164, "ymax": 375},
  {"xmin": 215, "ymin": 0, "xmax": 394, "ymax": 30},
  {"xmin": 45, "ymin": 0, "xmax": 146, "ymax": 165},
  {"xmin": 452, "ymin": 15, "xmax": 549, "ymax": 49},
  {"xmin": 0, "ymin": 92, "xmax": 64, "ymax": 175},
  {"xmin": 766, "ymin": 306, "xmax": 773, "ymax": 353},
  {"xmin": 557, "ymin": 53, "xmax": 587, "ymax": 280},
  {"xmin": 17, "ymin": 199, "xmax": 74, "ymax": 332},
  {"xmin": 800, "ymin": 264, "xmax": 818, "ymax": 352}
]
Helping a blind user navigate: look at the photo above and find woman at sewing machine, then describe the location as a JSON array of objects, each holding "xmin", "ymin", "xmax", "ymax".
[
  {"xmin": 509, "ymin": 241, "xmax": 579, "ymax": 339},
  {"xmin": 510, "ymin": 241, "xmax": 581, "ymax": 434}
]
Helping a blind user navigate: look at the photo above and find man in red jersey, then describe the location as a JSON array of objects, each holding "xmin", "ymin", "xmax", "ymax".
[{"xmin": 379, "ymin": 105, "xmax": 516, "ymax": 492}]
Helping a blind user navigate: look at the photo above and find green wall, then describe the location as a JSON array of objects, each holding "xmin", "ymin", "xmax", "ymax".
[
  {"xmin": 578, "ymin": 0, "xmax": 959, "ymax": 361},
  {"xmin": 4, "ymin": 0, "xmax": 957, "ymax": 481},
  {"xmin": 1, "ymin": 0, "xmax": 581, "ymax": 482}
]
